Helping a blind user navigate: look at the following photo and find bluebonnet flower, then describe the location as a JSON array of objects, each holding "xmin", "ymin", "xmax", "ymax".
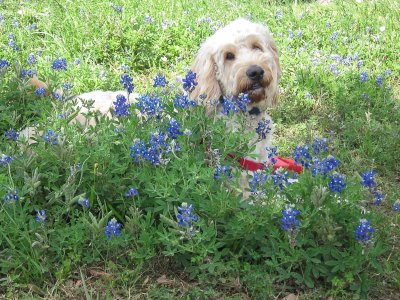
[
  {"xmin": 35, "ymin": 87, "xmax": 46, "ymax": 96},
  {"xmin": 74, "ymin": 58, "xmax": 81, "ymax": 65},
  {"xmin": 125, "ymin": 187, "xmax": 138, "ymax": 197},
  {"xmin": 330, "ymin": 31, "xmax": 339, "ymax": 41},
  {"xmin": 12, "ymin": 18, "xmax": 18, "ymax": 28},
  {"xmin": 236, "ymin": 93, "xmax": 250, "ymax": 112},
  {"xmin": 173, "ymin": 93, "xmax": 197, "ymax": 109},
  {"xmin": 376, "ymin": 75, "xmax": 383, "ymax": 87},
  {"xmin": 214, "ymin": 165, "xmax": 232, "ymax": 180},
  {"xmin": 8, "ymin": 33, "xmax": 19, "ymax": 50},
  {"xmin": 328, "ymin": 173, "xmax": 346, "ymax": 193},
  {"xmin": 166, "ymin": 118, "xmax": 183, "ymax": 139},
  {"xmin": 0, "ymin": 155, "xmax": 15, "ymax": 167},
  {"xmin": 357, "ymin": 60, "xmax": 364, "ymax": 68},
  {"xmin": 288, "ymin": 29, "xmax": 294, "ymax": 39},
  {"xmin": 182, "ymin": 70, "xmax": 198, "ymax": 92},
  {"xmin": 27, "ymin": 53, "xmax": 36, "ymax": 65},
  {"xmin": 36, "ymin": 209, "xmax": 47, "ymax": 223},
  {"xmin": 113, "ymin": 94, "xmax": 131, "ymax": 117},
  {"xmin": 373, "ymin": 191, "xmax": 384, "ymax": 205},
  {"xmin": 43, "ymin": 129, "xmax": 58, "ymax": 145},
  {"xmin": 312, "ymin": 155, "xmax": 340, "ymax": 177},
  {"xmin": 354, "ymin": 219, "xmax": 375, "ymax": 245},
  {"xmin": 4, "ymin": 190, "xmax": 19, "ymax": 203},
  {"xmin": 271, "ymin": 170, "xmax": 290, "ymax": 190},
  {"xmin": 136, "ymin": 94, "xmax": 164, "ymax": 117},
  {"xmin": 177, "ymin": 202, "xmax": 199, "ymax": 228},
  {"xmin": 280, "ymin": 206, "xmax": 300, "ymax": 231},
  {"xmin": 293, "ymin": 145, "xmax": 313, "ymax": 169},
  {"xmin": 52, "ymin": 58, "xmax": 67, "ymax": 70},
  {"xmin": 360, "ymin": 171, "xmax": 376, "ymax": 188},
  {"xmin": 249, "ymin": 171, "xmax": 268, "ymax": 193},
  {"xmin": 120, "ymin": 74, "xmax": 134, "ymax": 94},
  {"xmin": 222, "ymin": 96, "xmax": 239, "ymax": 115},
  {"xmin": 63, "ymin": 82, "xmax": 73, "ymax": 91},
  {"xmin": 112, "ymin": 4, "xmax": 123, "ymax": 12},
  {"xmin": 393, "ymin": 201, "xmax": 400, "ymax": 212},
  {"xmin": 266, "ymin": 146, "xmax": 278, "ymax": 164},
  {"xmin": 256, "ymin": 118, "xmax": 272, "ymax": 140},
  {"xmin": 312, "ymin": 138, "xmax": 328, "ymax": 155},
  {"xmin": 343, "ymin": 55, "xmax": 352, "ymax": 66},
  {"xmin": 359, "ymin": 71, "xmax": 368, "ymax": 83},
  {"xmin": 153, "ymin": 74, "xmax": 168, "ymax": 87},
  {"xmin": 331, "ymin": 54, "xmax": 343, "ymax": 64},
  {"xmin": 275, "ymin": 10, "xmax": 283, "ymax": 20},
  {"xmin": 0, "ymin": 58, "xmax": 9, "ymax": 70},
  {"xmin": 144, "ymin": 15, "xmax": 154, "ymax": 24},
  {"xmin": 5, "ymin": 128, "xmax": 19, "ymax": 141},
  {"xmin": 329, "ymin": 63, "xmax": 339, "ymax": 76},
  {"xmin": 21, "ymin": 69, "xmax": 36, "ymax": 78},
  {"xmin": 145, "ymin": 131, "xmax": 168, "ymax": 165},
  {"xmin": 384, "ymin": 69, "xmax": 391, "ymax": 76},
  {"xmin": 78, "ymin": 197, "xmax": 90, "ymax": 208},
  {"xmin": 26, "ymin": 23, "xmax": 37, "ymax": 30},
  {"xmin": 297, "ymin": 29, "xmax": 303, "ymax": 37},
  {"xmin": 130, "ymin": 139, "xmax": 147, "ymax": 163},
  {"xmin": 104, "ymin": 218, "xmax": 122, "ymax": 239}
]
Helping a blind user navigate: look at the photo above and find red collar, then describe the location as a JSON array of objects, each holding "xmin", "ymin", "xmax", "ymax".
[{"xmin": 238, "ymin": 156, "xmax": 303, "ymax": 173}]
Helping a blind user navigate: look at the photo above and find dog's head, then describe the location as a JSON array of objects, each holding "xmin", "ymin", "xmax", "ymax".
[{"xmin": 190, "ymin": 18, "xmax": 281, "ymax": 112}]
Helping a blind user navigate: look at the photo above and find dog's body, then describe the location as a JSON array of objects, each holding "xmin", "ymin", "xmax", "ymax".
[{"xmin": 22, "ymin": 19, "xmax": 281, "ymax": 197}]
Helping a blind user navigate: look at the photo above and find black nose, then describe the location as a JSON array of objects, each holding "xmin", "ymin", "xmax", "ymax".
[{"xmin": 246, "ymin": 65, "xmax": 264, "ymax": 81}]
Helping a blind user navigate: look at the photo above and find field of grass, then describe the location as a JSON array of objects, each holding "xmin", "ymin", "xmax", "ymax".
[{"xmin": 1, "ymin": 0, "xmax": 399, "ymax": 299}]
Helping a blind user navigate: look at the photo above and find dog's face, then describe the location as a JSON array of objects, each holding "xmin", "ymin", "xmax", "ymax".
[{"xmin": 191, "ymin": 18, "xmax": 281, "ymax": 112}]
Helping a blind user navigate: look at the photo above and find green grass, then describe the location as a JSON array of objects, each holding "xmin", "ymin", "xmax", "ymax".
[{"xmin": 1, "ymin": 0, "xmax": 399, "ymax": 299}]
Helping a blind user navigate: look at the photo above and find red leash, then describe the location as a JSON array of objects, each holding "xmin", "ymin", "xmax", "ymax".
[{"xmin": 238, "ymin": 156, "xmax": 303, "ymax": 173}]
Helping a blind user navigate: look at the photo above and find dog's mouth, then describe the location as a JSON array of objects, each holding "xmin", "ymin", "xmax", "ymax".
[{"xmin": 244, "ymin": 83, "xmax": 265, "ymax": 103}]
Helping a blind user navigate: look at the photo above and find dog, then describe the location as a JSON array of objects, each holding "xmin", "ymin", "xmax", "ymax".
[{"xmin": 21, "ymin": 18, "xmax": 281, "ymax": 197}]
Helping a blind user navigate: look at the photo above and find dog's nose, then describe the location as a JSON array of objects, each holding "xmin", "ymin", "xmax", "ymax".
[{"xmin": 246, "ymin": 65, "xmax": 264, "ymax": 81}]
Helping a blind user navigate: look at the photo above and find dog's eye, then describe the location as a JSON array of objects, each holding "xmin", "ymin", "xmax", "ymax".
[
  {"xmin": 252, "ymin": 45, "xmax": 263, "ymax": 51},
  {"xmin": 225, "ymin": 52, "xmax": 235, "ymax": 60}
]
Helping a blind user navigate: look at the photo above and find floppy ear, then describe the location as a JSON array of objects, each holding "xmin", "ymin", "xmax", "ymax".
[
  {"xmin": 269, "ymin": 39, "xmax": 281, "ymax": 80},
  {"xmin": 267, "ymin": 38, "xmax": 281, "ymax": 107},
  {"xmin": 190, "ymin": 46, "xmax": 221, "ymax": 108}
]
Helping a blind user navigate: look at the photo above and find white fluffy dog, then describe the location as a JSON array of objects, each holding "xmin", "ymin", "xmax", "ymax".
[
  {"xmin": 22, "ymin": 18, "xmax": 281, "ymax": 176},
  {"xmin": 191, "ymin": 18, "xmax": 281, "ymax": 166}
]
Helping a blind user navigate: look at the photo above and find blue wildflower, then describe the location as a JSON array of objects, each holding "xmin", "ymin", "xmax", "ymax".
[
  {"xmin": 74, "ymin": 58, "xmax": 81, "ymax": 65},
  {"xmin": 354, "ymin": 219, "xmax": 375, "ymax": 245},
  {"xmin": 8, "ymin": 33, "xmax": 19, "ymax": 50},
  {"xmin": 330, "ymin": 31, "xmax": 339, "ymax": 41},
  {"xmin": 275, "ymin": 10, "xmax": 283, "ymax": 20},
  {"xmin": 376, "ymin": 75, "xmax": 383, "ymax": 87},
  {"xmin": 104, "ymin": 218, "xmax": 122, "ymax": 239},
  {"xmin": 328, "ymin": 173, "xmax": 346, "ymax": 193},
  {"xmin": 21, "ymin": 69, "xmax": 37, "ymax": 78},
  {"xmin": 280, "ymin": 206, "xmax": 300, "ymax": 231},
  {"xmin": 136, "ymin": 94, "xmax": 164, "ymax": 117},
  {"xmin": 153, "ymin": 74, "xmax": 169, "ymax": 87},
  {"xmin": 125, "ymin": 187, "xmax": 138, "ymax": 197},
  {"xmin": 222, "ymin": 96, "xmax": 239, "ymax": 115},
  {"xmin": 26, "ymin": 23, "xmax": 37, "ymax": 30},
  {"xmin": 78, "ymin": 197, "xmax": 90, "ymax": 208},
  {"xmin": 312, "ymin": 155, "xmax": 340, "ymax": 177},
  {"xmin": 173, "ymin": 93, "xmax": 197, "ymax": 109},
  {"xmin": 43, "ymin": 129, "xmax": 58, "ymax": 145},
  {"xmin": 214, "ymin": 165, "xmax": 232, "ymax": 180},
  {"xmin": 177, "ymin": 202, "xmax": 199, "ymax": 228},
  {"xmin": 113, "ymin": 94, "xmax": 131, "ymax": 117},
  {"xmin": 311, "ymin": 138, "xmax": 328, "ymax": 155},
  {"xmin": 5, "ymin": 128, "xmax": 19, "ymax": 141},
  {"xmin": 236, "ymin": 93, "xmax": 250, "ymax": 112},
  {"xmin": 182, "ymin": 70, "xmax": 198, "ymax": 92},
  {"xmin": 120, "ymin": 74, "xmax": 134, "ymax": 94},
  {"xmin": 293, "ymin": 145, "xmax": 313, "ymax": 169},
  {"xmin": 0, "ymin": 58, "xmax": 9, "ymax": 70},
  {"xmin": 384, "ymin": 69, "xmax": 391, "ymax": 76},
  {"xmin": 27, "ymin": 53, "xmax": 36, "ymax": 65},
  {"xmin": 249, "ymin": 171, "xmax": 268, "ymax": 193},
  {"xmin": 0, "ymin": 155, "xmax": 15, "ymax": 167},
  {"xmin": 360, "ymin": 171, "xmax": 376, "ymax": 188},
  {"xmin": 271, "ymin": 170, "xmax": 290, "ymax": 190},
  {"xmin": 130, "ymin": 139, "xmax": 147, "ymax": 163},
  {"xmin": 166, "ymin": 118, "xmax": 183, "ymax": 139},
  {"xmin": 393, "ymin": 201, "xmax": 400, "ymax": 212},
  {"xmin": 357, "ymin": 60, "xmax": 364, "ymax": 68},
  {"xmin": 35, "ymin": 87, "xmax": 46, "ymax": 96},
  {"xmin": 4, "ymin": 190, "xmax": 19, "ymax": 203},
  {"xmin": 36, "ymin": 209, "xmax": 47, "ymax": 223},
  {"xmin": 52, "ymin": 58, "xmax": 67, "ymax": 70},
  {"xmin": 255, "ymin": 118, "xmax": 272, "ymax": 140},
  {"xmin": 63, "ymin": 82, "xmax": 73, "ymax": 91},
  {"xmin": 112, "ymin": 4, "xmax": 123, "ymax": 12},
  {"xmin": 359, "ymin": 71, "xmax": 368, "ymax": 83},
  {"xmin": 266, "ymin": 146, "xmax": 279, "ymax": 164},
  {"xmin": 373, "ymin": 191, "xmax": 384, "ymax": 205}
]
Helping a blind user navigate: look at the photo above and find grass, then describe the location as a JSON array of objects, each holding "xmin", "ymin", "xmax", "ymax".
[{"xmin": 1, "ymin": 0, "xmax": 399, "ymax": 299}]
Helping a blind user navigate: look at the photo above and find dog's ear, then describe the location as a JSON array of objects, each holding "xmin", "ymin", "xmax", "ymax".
[
  {"xmin": 190, "ymin": 47, "xmax": 222, "ymax": 107},
  {"xmin": 269, "ymin": 39, "xmax": 281, "ymax": 80},
  {"xmin": 266, "ymin": 38, "xmax": 281, "ymax": 107}
]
